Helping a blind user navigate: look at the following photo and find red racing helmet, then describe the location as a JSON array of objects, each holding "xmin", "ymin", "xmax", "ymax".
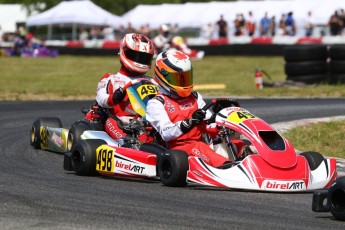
[{"xmin": 119, "ymin": 33, "xmax": 154, "ymax": 75}]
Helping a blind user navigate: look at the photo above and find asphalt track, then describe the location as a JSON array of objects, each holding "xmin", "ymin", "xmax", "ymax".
[{"xmin": 0, "ymin": 99, "xmax": 344, "ymax": 230}]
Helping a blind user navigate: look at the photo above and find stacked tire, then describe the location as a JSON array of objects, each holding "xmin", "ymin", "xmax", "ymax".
[
  {"xmin": 329, "ymin": 45, "xmax": 345, "ymax": 84},
  {"xmin": 283, "ymin": 45, "xmax": 328, "ymax": 84}
]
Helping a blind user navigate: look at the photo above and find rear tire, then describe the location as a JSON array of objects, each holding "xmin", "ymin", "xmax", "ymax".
[
  {"xmin": 328, "ymin": 176, "xmax": 345, "ymax": 221},
  {"xmin": 30, "ymin": 117, "xmax": 62, "ymax": 149},
  {"xmin": 300, "ymin": 151, "xmax": 325, "ymax": 170},
  {"xmin": 71, "ymin": 139, "xmax": 106, "ymax": 176},
  {"xmin": 67, "ymin": 120, "xmax": 94, "ymax": 152},
  {"xmin": 140, "ymin": 143, "xmax": 167, "ymax": 176},
  {"xmin": 159, "ymin": 150, "xmax": 189, "ymax": 187}
]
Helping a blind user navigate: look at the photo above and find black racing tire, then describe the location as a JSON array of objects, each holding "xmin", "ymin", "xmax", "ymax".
[
  {"xmin": 300, "ymin": 151, "xmax": 325, "ymax": 171},
  {"xmin": 139, "ymin": 143, "xmax": 168, "ymax": 176},
  {"xmin": 71, "ymin": 139, "xmax": 106, "ymax": 176},
  {"xmin": 329, "ymin": 45, "xmax": 345, "ymax": 60},
  {"xmin": 329, "ymin": 74, "xmax": 345, "ymax": 84},
  {"xmin": 328, "ymin": 176, "xmax": 345, "ymax": 221},
  {"xmin": 329, "ymin": 60, "xmax": 345, "ymax": 74},
  {"xmin": 30, "ymin": 117, "xmax": 63, "ymax": 149},
  {"xmin": 283, "ymin": 45, "xmax": 328, "ymax": 62},
  {"xmin": 159, "ymin": 150, "xmax": 189, "ymax": 187},
  {"xmin": 285, "ymin": 61, "xmax": 328, "ymax": 76},
  {"xmin": 67, "ymin": 120, "xmax": 95, "ymax": 152},
  {"xmin": 286, "ymin": 74, "xmax": 328, "ymax": 84}
]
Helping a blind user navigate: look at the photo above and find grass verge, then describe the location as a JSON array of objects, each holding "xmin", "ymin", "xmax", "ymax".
[
  {"xmin": 284, "ymin": 119, "xmax": 345, "ymax": 158},
  {"xmin": 1, "ymin": 55, "xmax": 345, "ymax": 100}
]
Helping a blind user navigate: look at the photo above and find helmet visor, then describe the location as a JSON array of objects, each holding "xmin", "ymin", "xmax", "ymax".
[
  {"xmin": 165, "ymin": 70, "xmax": 193, "ymax": 87},
  {"xmin": 124, "ymin": 47, "xmax": 153, "ymax": 65}
]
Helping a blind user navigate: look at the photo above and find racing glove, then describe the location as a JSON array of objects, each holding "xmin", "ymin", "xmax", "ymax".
[
  {"xmin": 180, "ymin": 109, "xmax": 206, "ymax": 134},
  {"xmin": 112, "ymin": 87, "xmax": 125, "ymax": 104}
]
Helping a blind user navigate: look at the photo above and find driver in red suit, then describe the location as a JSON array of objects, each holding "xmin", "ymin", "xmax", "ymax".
[
  {"xmin": 146, "ymin": 50, "xmax": 230, "ymax": 167},
  {"xmin": 91, "ymin": 33, "xmax": 156, "ymax": 141}
]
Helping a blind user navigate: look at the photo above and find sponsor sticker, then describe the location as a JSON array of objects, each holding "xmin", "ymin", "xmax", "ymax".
[
  {"xmin": 263, "ymin": 180, "xmax": 306, "ymax": 191},
  {"xmin": 226, "ymin": 108, "xmax": 258, "ymax": 125},
  {"xmin": 96, "ymin": 146, "xmax": 115, "ymax": 173}
]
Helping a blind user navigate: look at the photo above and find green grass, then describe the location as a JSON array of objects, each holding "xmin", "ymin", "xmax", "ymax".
[
  {"xmin": 1, "ymin": 55, "xmax": 345, "ymax": 100},
  {"xmin": 284, "ymin": 119, "xmax": 345, "ymax": 159}
]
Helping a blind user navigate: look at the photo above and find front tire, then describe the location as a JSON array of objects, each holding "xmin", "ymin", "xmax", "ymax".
[
  {"xmin": 71, "ymin": 139, "xmax": 106, "ymax": 176},
  {"xmin": 30, "ymin": 117, "xmax": 62, "ymax": 149},
  {"xmin": 300, "ymin": 151, "xmax": 325, "ymax": 170},
  {"xmin": 159, "ymin": 150, "xmax": 189, "ymax": 187}
]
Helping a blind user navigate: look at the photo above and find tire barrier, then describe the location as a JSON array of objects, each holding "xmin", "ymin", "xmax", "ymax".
[
  {"xmin": 283, "ymin": 45, "xmax": 328, "ymax": 84},
  {"xmin": 329, "ymin": 45, "xmax": 345, "ymax": 84}
]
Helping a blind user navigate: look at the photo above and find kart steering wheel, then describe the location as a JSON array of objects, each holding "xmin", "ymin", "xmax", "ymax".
[{"xmin": 203, "ymin": 98, "xmax": 240, "ymax": 113}]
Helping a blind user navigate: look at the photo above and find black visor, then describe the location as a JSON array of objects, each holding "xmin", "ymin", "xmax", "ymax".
[{"xmin": 124, "ymin": 47, "xmax": 153, "ymax": 65}]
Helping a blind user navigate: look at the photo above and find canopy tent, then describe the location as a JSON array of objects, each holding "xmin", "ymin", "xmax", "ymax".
[
  {"xmin": 0, "ymin": 4, "xmax": 29, "ymax": 33},
  {"xmin": 122, "ymin": 0, "xmax": 345, "ymax": 37},
  {"xmin": 26, "ymin": 0, "xmax": 124, "ymax": 40}
]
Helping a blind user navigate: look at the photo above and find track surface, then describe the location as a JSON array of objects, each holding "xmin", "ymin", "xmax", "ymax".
[{"xmin": 0, "ymin": 99, "xmax": 344, "ymax": 229}]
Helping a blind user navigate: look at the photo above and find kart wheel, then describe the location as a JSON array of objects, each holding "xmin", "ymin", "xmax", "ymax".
[
  {"xmin": 139, "ymin": 143, "xmax": 168, "ymax": 176},
  {"xmin": 30, "ymin": 117, "xmax": 62, "ymax": 149},
  {"xmin": 71, "ymin": 139, "xmax": 106, "ymax": 176},
  {"xmin": 158, "ymin": 150, "xmax": 189, "ymax": 187},
  {"xmin": 67, "ymin": 120, "xmax": 93, "ymax": 152},
  {"xmin": 328, "ymin": 176, "xmax": 345, "ymax": 221},
  {"xmin": 300, "ymin": 151, "xmax": 325, "ymax": 170}
]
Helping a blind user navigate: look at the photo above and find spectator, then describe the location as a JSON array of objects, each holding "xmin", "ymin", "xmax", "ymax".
[
  {"xmin": 234, "ymin": 13, "xmax": 245, "ymax": 36},
  {"xmin": 216, "ymin": 14, "xmax": 228, "ymax": 38},
  {"xmin": 270, "ymin": 16, "xmax": 276, "ymax": 37},
  {"xmin": 328, "ymin": 10, "xmax": 343, "ymax": 36},
  {"xmin": 234, "ymin": 13, "xmax": 242, "ymax": 36},
  {"xmin": 246, "ymin": 11, "xmax": 256, "ymax": 37},
  {"xmin": 340, "ymin": 9, "xmax": 345, "ymax": 35},
  {"xmin": 79, "ymin": 28, "xmax": 89, "ymax": 41},
  {"xmin": 200, "ymin": 22, "xmax": 215, "ymax": 39},
  {"xmin": 285, "ymin": 12, "xmax": 296, "ymax": 36},
  {"xmin": 304, "ymin": 11, "xmax": 314, "ymax": 37},
  {"xmin": 103, "ymin": 27, "xmax": 115, "ymax": 41},
  {"xmin": 278, "ymin": 14, "xmax": 286, "ymax": 35},
  {"xmin": 260, "ymin": 12, "xmax": 271, "ymax": 36},
  {"xmin": 170, "ymin": 23, "xmax": 180, "ymax": 36},
  {"xmin": 125, "ymin": 22, "xmax": 136, "ymax": 34},
  {"xmin": 139, "ymin": 24, "xmax": 151, "ymax": 38},
  {"xmin": 90, "ymin": 27, "xmax": 102, "ymax": 40}
]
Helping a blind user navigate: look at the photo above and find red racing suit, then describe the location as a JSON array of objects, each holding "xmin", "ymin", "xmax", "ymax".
[
  {"xmin": 146, "ymin": 89, "xmax": 230, "ymax": 167},
  {"xmin": 95, "ymin": 67, "xmax": 155, "ymax": 141}
]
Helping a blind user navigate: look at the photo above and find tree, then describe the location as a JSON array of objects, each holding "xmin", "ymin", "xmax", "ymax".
[{"xmin": 0, "ymin": 0, "xmax": 233, "ymax": 16}]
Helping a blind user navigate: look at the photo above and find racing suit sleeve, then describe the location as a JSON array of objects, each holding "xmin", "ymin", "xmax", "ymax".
[
  {"xmin": 146, "ymin": 98, "xmax": 184, "ymax": 142},
  {"xmin": 196, "ymin": 92, "xmax": 212, "ymax": 119},
  {"xmin": 96, "ymin": 74, "xmax": 114, "ymax": 108}
]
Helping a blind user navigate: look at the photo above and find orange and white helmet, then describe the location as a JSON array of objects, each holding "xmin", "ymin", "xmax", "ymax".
[
  {"xmin": 154, "ymin": 50, "xmax": 193, "ymax": 97},
  {"xmin": 119, "ymin": 33, "xmax": 154, "ymax": 75}
]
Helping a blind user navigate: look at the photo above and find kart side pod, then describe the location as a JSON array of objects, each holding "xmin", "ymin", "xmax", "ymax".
[{"xmin": 312, "ymin": 176, "xmax": 345, "ymax": 221}]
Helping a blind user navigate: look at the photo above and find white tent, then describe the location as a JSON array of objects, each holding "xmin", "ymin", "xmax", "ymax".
[
  {"xmin": 26, "ymin": 0, "xmax": 124, "ymax": 39},
  {"xmin": 0, "ymin": 4, "xmax": 29, "ymax": 33}
]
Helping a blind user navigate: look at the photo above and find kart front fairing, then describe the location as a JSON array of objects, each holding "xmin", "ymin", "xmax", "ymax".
[
  {"xmin": 215, "ymin": 107, "xmax": 297, "ymax": 168},
  {"xmin": 187, "ymin": 107, "xmax": 337, "ymax": 192}
]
